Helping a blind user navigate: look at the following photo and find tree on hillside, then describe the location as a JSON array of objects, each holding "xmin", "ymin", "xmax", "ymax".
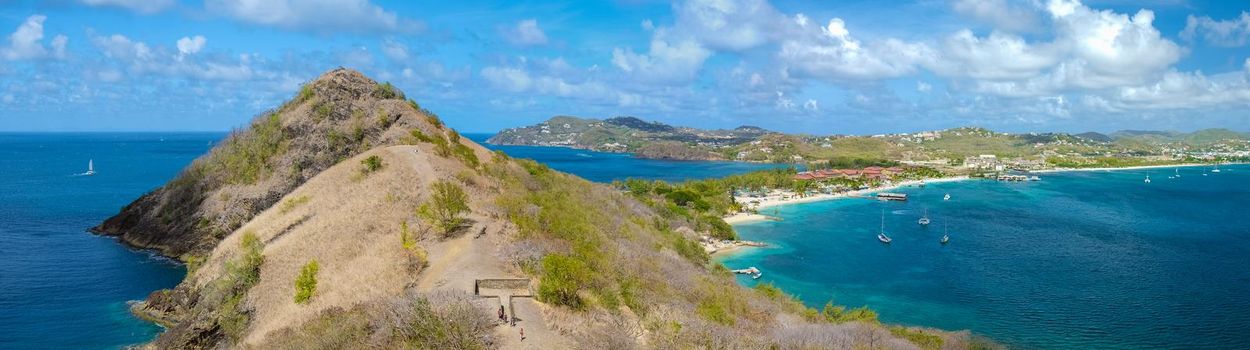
[{"xmin": 418, "ymin": 180, "xmax": 470, "ymax": 236}]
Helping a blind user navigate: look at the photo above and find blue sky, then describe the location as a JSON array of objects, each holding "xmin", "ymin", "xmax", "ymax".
[{"xmin": 1, "ymin": 0, "xmax": 1248, "ymax": 134}]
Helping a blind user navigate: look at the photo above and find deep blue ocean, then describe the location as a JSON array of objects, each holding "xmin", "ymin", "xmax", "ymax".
[
  {"xmin": 720, "ymin": 165, "xmax": 1250, "ymax": 349},
  {"xmin": 0, "ymin": 133, "xmax": 214, "ymax": 349}
]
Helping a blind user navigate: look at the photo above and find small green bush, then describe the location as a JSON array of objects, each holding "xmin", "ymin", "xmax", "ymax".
[
  {"xmin": 375, "ymin": 82, "xmax": 401, "ymax": 99},
  {"xmin": 296, "ymin": 84, "xmax": 314, "ymax": 102},
  {"xmin": 453, "ymin": 143, "xmax": 479, "ymax": 168},
  {"xmin": 418, "ymin": 180, "xmax": 469, "ymax": 235},
  {"xmin": 537, "ymin": 254, "xmax": 591, "ymax": 309},
  {"xmin": 361, "ymin": 155, "xmax": 384, "ymax": 174},
  {"xmin": 278, "ymin": 195, "xmax": 311, "ymax": 214},
  {"xmin": 821, "ymin": 301, "xmax": 879, "ymax": 324},
  {"xmin": 890, "ymin": 326, "xmax": 944, "ymax": 350},
  {"xmin": 294, "ymin": 260, "xmax": 320, "ymax": 304}
]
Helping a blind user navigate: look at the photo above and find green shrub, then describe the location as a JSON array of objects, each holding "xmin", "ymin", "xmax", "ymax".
[
  {"xmin": 890, "ymin": 326, "xmax": 944, "ymax": 350},
  {"xmin": 537, "ymin": 254, "xmax": 591, "ymax": 309},
  {"xmin": 418, "ymin": 180, "xmax": 469, "ymax": 235},
  {"xmin": 211, "ymin": 231, "xmax": 265, "ymax": 342},
  {"xmin": 821, "ymin": 301, "xmax": 879, "ymax": 324},
  {"xmin": 278, "ymin": 195, "xmax": 311, "ymax": 214},
  {"xmin": 296, "ymin": 84, "xmax": 314, "ymax": 102},
  {"xmin": 361, "ymin": 155, "xmax": 384, "ymax": 174},
  {"xmin": 314, "ymin": 103, "xmax": 332, "ymax": 121},
  {"xmin": 294, "ymin": 260, "xmax": 320, "ymax": 304},
  {"xmin": 400, "ymin": 221, "xmax": 417, "ymax": 251},
  {"xmin": 431, "ymin": 134, "xmax": 452, "ymax": 157},
  {"xmin": 375, "ymin": 82, "xmax": 401, "ymax": 99},
  {"xmin": 209, "ymin": 114, "xmax": 287, "ymax": 184},
  {"xmin": 453, "ymin": 143, "xmax": 479, "ymax": 168}
]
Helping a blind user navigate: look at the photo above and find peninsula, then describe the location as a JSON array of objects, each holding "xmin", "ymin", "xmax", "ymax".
[{"xmin": 490, "ymin": 116, "xmax": 1250, "ymax": 168}]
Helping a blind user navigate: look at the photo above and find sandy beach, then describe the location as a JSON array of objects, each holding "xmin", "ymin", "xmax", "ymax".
[{"xmin": 724, "ymin": 176, "xmax": 972, "ymax": 224}]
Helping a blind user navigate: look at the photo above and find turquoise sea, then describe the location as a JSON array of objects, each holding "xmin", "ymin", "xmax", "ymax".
[
  {"xmin": 0, "ymin": 133, "xmax": 211, "ymax": 349},
  {"xmin": 720, "ymin": 165, "xmax": 1250, "ymax": 349}
]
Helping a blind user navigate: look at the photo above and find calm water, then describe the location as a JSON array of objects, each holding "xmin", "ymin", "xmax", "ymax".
[
  {"xmin": 720, "ymin": 165, "xmax": 1250, "ymax": 349},
  {"xmin": 0, "ymin": 133, "xmax": 217, "ymax": 349},
  {"xmin": 466, "ymin": 133, "xmax": 793, "ymax": 183}
]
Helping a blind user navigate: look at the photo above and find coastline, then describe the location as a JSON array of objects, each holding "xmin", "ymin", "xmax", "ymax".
[
  {"xmin": 723, "ymin": 176, "xmax": 972, "ymax": 225},
  {"xmin": 1029, "ymin": 163, "xmax": 1212, "ymax": 173}
]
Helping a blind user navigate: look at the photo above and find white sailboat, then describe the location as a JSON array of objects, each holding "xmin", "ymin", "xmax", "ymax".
[
  {"xmin": 943, "ymin": 193, "xmax": 951, "ymax": 201},
  {"xmin": 1212, "ymin": 164, "xmax": 1221, "ymax": 173},
  {"xmin": 1144, "ymin": 174, "xmax": 1151, "ymax": 183},
  {"xmin": 918, "ymin": 208, "xmax": 930, "ymax": 226},
  {"xmin": 1174, "ymin": 168, "xmax": 1180, "ymax": 178},
  {"xmin": 877, "ymin": 209, "xmax": 892, "ymax": 244},
  {"xmin": 84, "ymin": 159, "xmax": 95, "ymax": 176},
  {"xmin": 940, "ymin": 222, "xmax": 950, "ymax": 244}
]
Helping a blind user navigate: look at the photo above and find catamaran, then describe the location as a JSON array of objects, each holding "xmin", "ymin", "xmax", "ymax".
[
  {"xmin": 918, "ymin": 208, "xmax": 930, "ymax": 226},
  {"xmin": 84, "ymin": 159, "xmax": 95, "ymax": 176},
  {"xmin": 877, "ymin": 210, "xmax": 892, "ymax": 244}
]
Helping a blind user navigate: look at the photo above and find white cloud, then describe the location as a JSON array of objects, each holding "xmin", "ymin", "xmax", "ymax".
[
  {"xmin": 952, "ymin": 0, "xmax": 1041, "ymax": 32},
  {"xmin": 176, "ymin": 35, "xmax": 206, "ymax": 59},
  {"xmin": 205, "ymin": 0, "xmax": 417, "ymax": 34},
  {"xmin": 1181, "ymin": 12, "xmax": 1250, "ymax": 47},
  {"xmin": 673, "ymin": 0, "xmax": 790, "ymax": 51},
  {"xmin": 4, "ymin": 15, "xmax": 69, "ymax": 61},
  {"xmin": 80, "ymin": 0, "xmax": 175, "ymax": 14},
  {"xmin": 91, "ymin": 33, "xmax": 152, "ymax": 62},
  {"xmin": 917, "ymin": 81, "xmax": 932, "ymax": 93},
  {"xmin": 481, "ymin": 64, "xmax": 643, "ymax": 107},
  {"xmin": 381, "ymin": 38, "xmax": 409, "ymax": 61},
  {"xmin": 612, "ymin": 32, "xmax": 712, "ymax": 84},
  {"xmin": 779, "ymin": 17, "xmax": 931, "ymax": 80},
  {"xmin": 803, "ymin": 99, "xmax": 819, "ymax": 111},
  {"xmin": 503, "ymin": 19, "xmax": 548, "ymax": 46},
  {"xmin": 933, "ymin": 30, "xmax": 1062, "ymax": 80}
]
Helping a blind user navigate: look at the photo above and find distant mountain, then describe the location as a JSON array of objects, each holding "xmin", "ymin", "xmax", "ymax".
[{"xmin": 487, "ymin": 116, "xmax": 774, "ymax": 160}]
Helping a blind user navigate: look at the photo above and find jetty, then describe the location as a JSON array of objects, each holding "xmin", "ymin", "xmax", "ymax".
[
  {"xmin": 995, "ymin": 174, "xmax": 1040, "ymax": 182},
  {"xmin": 876, "ymin": 192, "xmax": 908, "ymax": 201}
]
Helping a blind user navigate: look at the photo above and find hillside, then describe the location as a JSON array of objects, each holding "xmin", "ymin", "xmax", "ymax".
[
  {"xmin": 495, "ymin": 117, "xmax": 1250, "ymax": 170},
  {"xmin": 486, "ymin": 115, "xmax": 770, "ymax": 160},
  {"xmin": 111, "ymin": 69, "xmax": 989, "ymax": 349}
]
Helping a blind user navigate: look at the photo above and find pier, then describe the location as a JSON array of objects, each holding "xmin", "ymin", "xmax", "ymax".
[{"xmin": 876, "ymin": 192, "xmax": 908, "ymax": 201}]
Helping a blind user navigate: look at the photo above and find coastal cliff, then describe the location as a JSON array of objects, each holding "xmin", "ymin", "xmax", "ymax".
[{"xmin": 108, "ymin": 69, "xmax": 988, "ymax": 349}]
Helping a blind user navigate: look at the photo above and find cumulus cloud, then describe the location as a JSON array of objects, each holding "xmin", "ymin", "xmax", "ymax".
[
  {"xmin": 89, "ymin": 32, "xmax": 257, "ymax": 81},
  {"xmin": 1181, "ymin": 12, "xmax": 1250, "ymax": 47},
  {"xmin": 80, "ymin": 0, "xmax": 175, "ymax": 14},
  {"xmin": 3, "ymin": 15, "xmax": 68, "ymax": 61},
  {"xmin": 932, "ymin": 30, "xmax": 1062, "ymax": 80},
  {"xmin": 673, "ymin": 0, "xmax": 790, "ymax": 51},
  {"xmin": 952, "ymin": 0, "xmax": 1041, "ymax": 32},
  {"xmin": 481, "ymin": 63, "xmax": 643, "ymax": 107},
  {"xmin": 205, "ymin": 0, "xmax": 419, "ymax": 34},
  {"xmin": 502, "ymin": 19, "xmax": 548, "ymax": 46},
  {"xmin": 779, "ymin": 17, "xmax": 931, "ymax": 80},
  {"xmin": 611, "ymin": 31, "xmax": 712, "ymax": 84},
  {"xmin": 176, "ymin": 35, "xmax": 206, "ymax": 59}
]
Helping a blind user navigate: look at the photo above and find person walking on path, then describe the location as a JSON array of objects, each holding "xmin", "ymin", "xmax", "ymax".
[{"xmin": 520, "ymin": 327, "xmax": 525, "ymax": 342}]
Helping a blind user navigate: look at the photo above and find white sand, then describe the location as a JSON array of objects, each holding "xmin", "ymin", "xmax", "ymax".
[{"xmin": 726, "ymin": 176, "xmax": 971, "ymax": 218}]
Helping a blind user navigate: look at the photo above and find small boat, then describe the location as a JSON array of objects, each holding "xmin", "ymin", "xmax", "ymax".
[
  {"xmin": 1144, "ymin": 174, "xmax": 1151, "ymax": 183},
  {"xmin": 918, "ymin": 209, "xmax": 930, "ymax": 226},
  {"xmin": 878, "ymin": 210, "xmax": 892, "ymax": 244},
  {"xmin": 1212, "ymin": 164, "xmax": 1221, "ymax": 173},
  {"xmin": 1174, "ymin": 168, "xmax": 1180, "ymax": 178},
  {"xmin": 941, "ymin": 223, "xmax": 950, "ymax": 244},
  {"xmin": 943, "ymin": 193, "xmax": 951, "ymax": 201},
  {"xmin": 84, "ymin": 159, "xmax": 95, "ymax": 176}
]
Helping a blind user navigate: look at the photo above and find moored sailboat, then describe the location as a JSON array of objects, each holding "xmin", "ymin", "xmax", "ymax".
[{"xmin": 878, "ymin": 209, "xmax": 892, "ymax": 244}]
